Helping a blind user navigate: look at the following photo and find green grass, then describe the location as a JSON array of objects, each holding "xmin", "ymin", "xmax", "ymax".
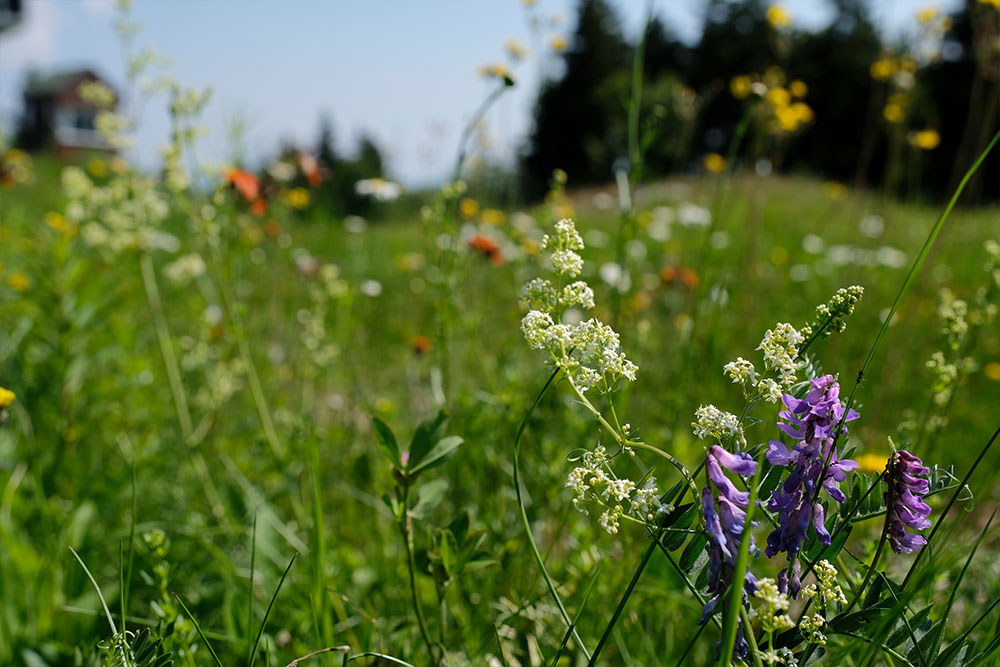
[{"xmin": 1, "ymin": 154, "xmax": 999, "ymax": 666}]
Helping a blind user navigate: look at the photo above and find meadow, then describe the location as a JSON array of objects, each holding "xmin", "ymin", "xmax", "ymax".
[{"xmin": 2, "ymin": 2, "xmax": 1000, "ymax": 666}]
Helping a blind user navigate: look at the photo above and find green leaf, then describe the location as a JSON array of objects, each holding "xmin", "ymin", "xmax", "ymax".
[
  {"xmin": 885, "ymin": 604, "xmax": 932, "ymax": 649},
  {"xmin": 372, "ymin": 417, "xmax": 400, "ymax": 466},
  {"xmin": 408, "ymin": 436, "xmax": 464, "ymax": 474},
  {"xmin": 863, "ymin": 574, "xmax": 885, "ymax": 610},
  {"xmin": 410, "ymin": 480, "xmax": 449, "ymax": 519},
  {"xmin": 408, "ymin": 410, "xmax": 448, "ymax": 468},
  {"xmin": 679, "ymin": 534, "xmax": 708, "ymax": 573},
  {"xmin": 804, "ymin": 523, "xmax": 852, "ymax": 562}
]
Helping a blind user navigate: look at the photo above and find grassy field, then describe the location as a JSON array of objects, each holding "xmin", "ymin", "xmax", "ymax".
[{"xmin": 2, "ymin": 145, "xmax": 999, "ymax": 667}]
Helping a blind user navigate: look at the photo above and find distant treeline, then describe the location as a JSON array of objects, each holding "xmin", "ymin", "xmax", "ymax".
[{"xmin": 520, "ymin": 0, "xmax": 999, "ymax": 203}]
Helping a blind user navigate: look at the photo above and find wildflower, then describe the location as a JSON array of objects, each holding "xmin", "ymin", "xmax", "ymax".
[
  {"xmin": 700, "ymin": 445, "xmax": 758, "ymax": 661},
  {"xmin": 477, "ymin": 63, "xmax": 515, "ymax": 85},
  {"xmin": 550, "ymin": 35, "xmax": 568, "ymax": 52},
  {"xmin": 412, "ymin": 336, "xmax": 431, "ymax": 355},
  {"xmin": 284, "ymin": 187, "xmax": 310, "ymax": 209},
  {"xmin": 692, "ymin": 405, "xmax": 745, "ymax": 447},
  {"xmin": 916, "ymin": 6, "xmax": 940, "ymax": 23},
  {"xmin": 823, "ymin": 181, "xmax": 846, "ymax": 200},
  {"xmin": 0, "ymin": 386, "xmax": 15, "ymax": 408},
  {"xmin": 559, "ymin": 281, "xmax": 595, "ymax": 310},
  {"xmin": 753, "ymin": 578, "xmax": 795, "ymax": 635},
  {"xmin": 296, "ymin": 151, "xmax": 323, "ymax": 186},
  {"xmin": 870, "ymin": 58, "xmax": 899, "ymax": 81},
  {"xmin": 855, "ymin": 452, "xmax": 889, "ymax": 473},
  {"xmin": 789, "ymin": 79, "xmax": 808, "ymax": 98},
  {"xmin": 800, "ymin": 613, "xmax": 827, "ymax": 645},
  {"xmin": 767, "ymin": 4, "xmax": 791, "ymax": 28},
  {"xmin": 481, "ymin": 208, "xmax": 505, "ymax": 225},
  {"xmin": 504, "ymin": 37, "xmax": 528, "ymax": 61},
  {"xmin": 468, "ymin": 235, "xmax": 504, "ymax": 266},
  {"xmin": 7, "ymin": 272, "xmax": 30, "ymax": 292},
  {"xmin": 802, "ymin": 559, "xmax": 847, "ymax": 607},
  {"xmin": 885, "ymin": 449, "xmax": 932, "ymax": 553},
  {"xmin": 909, "ymin": 129, "xmax": 941, "ymax": 150},
  {"xmin": 520, "ymin": 278, "xmax": 558, "ymax": 312},
  {"xmin": 703, "ymin": 153, "xmax": 726, "ymax": 173},
  {"xmin": 730, "ymin": 75, "xmax": 753, "ymax": 99},
  {"xmin": 757, "ymin": 323, "xmax": 804, "ymax": 389},
  {"xmin": 355, "ymin": 178, "xmax": 402, "ymax": 202},
  {"xmin": 223, "ymin": 168, "xmax": 260, "ymax": 202},
  {"xmin": 163, "ymin": 253, "xmax": 207, "ymax": 284},
  {"xmin": 459, "ymin": 197, "xmax": 480, "ymax": 219},
  {"xmin": 800, "ymin": 286, "xmax": 864, "ymax": 340},
  {"xmin": 765, "ymin": 375, "xmax": 859, "ymax": 595},
  {"xmin": 566, "ymin": 447, "xmax": 665, "ymax": 529}
]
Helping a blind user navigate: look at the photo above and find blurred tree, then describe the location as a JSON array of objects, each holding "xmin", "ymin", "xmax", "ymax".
[{"xmin": 521, "ymin": 0, "xmax": 631, "ymax": 199}]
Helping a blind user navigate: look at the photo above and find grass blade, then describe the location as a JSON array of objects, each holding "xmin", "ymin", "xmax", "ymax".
[
  {"xmin": 172, "ymin": 592, "xmax": 225, "ymax": 667},
  {"xmin": 69, "ymin": 547, "xmax": 117, "ymax": 636},
  {"xmin": 248, "ymin": 552, "xmax": 298, "ymax": 667}
]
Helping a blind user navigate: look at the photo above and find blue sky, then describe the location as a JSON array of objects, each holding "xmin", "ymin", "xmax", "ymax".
[{"xmin": 0, "ymin": 0, "xmax": 962, "ymax": 187}]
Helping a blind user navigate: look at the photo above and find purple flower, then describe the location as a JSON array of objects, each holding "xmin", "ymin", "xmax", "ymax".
[
  {"xmin": 700, "ymin": 445, "xmax": 758, "ymax": 660},
  {"xmin": 764, "ymin": 375, "xmax": 859, "ymax": 595},
  {"xmin": 885, "ymin": 449, "xmax": 932, "ymax": 554}
]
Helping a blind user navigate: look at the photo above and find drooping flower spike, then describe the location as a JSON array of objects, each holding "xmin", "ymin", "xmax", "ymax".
[
  {"xmin": 700, "ymin": 445, "xmax": 758, "ymax": 661},
  {"xmin": 764, "ymin": 374, "xmax": 859, "ymax": 596},
  {"xmin": 885, "ymin": 449, "xmax": 932, "ymax": 553}
]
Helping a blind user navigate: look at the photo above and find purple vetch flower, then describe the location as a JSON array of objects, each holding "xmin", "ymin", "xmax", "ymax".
[
  {"xmin": 764, "ymin": 375, "xmax": 859, "ymax": 596},
  {"xmin": 700, "ymin": 445, "xmax": 758, "ymax": 660},
  {"xmin": 885, "ymin": 449, "xmax": 932, "ymax": 554}
]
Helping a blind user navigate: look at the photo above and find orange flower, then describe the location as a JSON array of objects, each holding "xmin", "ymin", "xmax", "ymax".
[
  {"xmin": 297, "ymin": 151, "xmax": 322, "ymax": 187},
  {"xmin": 660, "ymin": 265, "xmax": 699, "ymax": 289},
  {"xmin": 412, "ymin": 335, "xmax": 432, "ymax": 355},
  {"xmin": 223, "ymin": 168, "xmax": 260, "ymax": 202},
  {"xmin": 468, "ymin": 235, "xmax": 504, "ymax": 266}
]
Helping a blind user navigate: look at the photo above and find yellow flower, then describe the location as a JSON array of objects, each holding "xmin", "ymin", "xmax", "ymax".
[
  {"xmin": 550, "ymin": 35, "xmax": 568, "ymax": 52},
  {"xmin": 789, "ymin": 79, "xmax": 808, "ymax": 98},
  {"xmin": 459, "ymin": 197, "xmax": 480, "ymax": 219},
  {"xmin": 45, "ymin": 211, "xmax": 78, "ymax": 237},
  {"xmin": 855, "ymin": 452, "xmax": 889, "ymax": 473},
  {"xmin": 979, "ymin": 0, "xmax": 1000, "ymax": 7},
  {"xmin": 7, "ymin": 272, "xmax": 30, "ymax": 292},
  {"xmin": 477, "ymin": 63, "xmax": 515, "ymax": 85},
  {"xmin": 284, "ymin": 187, "xmax": 310, "ymax": 209},
  {"xmin": 481, "ymin": 208, "xmax": 506, "ymax": 225},
  {"xmin": 916, "ymin": 6, "xmax": 939, "ymax": 23},
  {"xmin": 0, "ymin": 386, "xmax": 15, "ymax": 408},
  {"xmin": 766, "ymin": 4, "xmax": 791, "ymax": 28},
  {"xmin": 985, "ymin": 362, "xmax": 1000, "ymax": 381},
  {"xmin": 86, "ymin": 157, "xmax": 107, "ymax": 178},
  {"xmin": 505, "ymin": 37, "xmax": 528, "ymax": 61},
  {"xmin": 909, "ymin": 129, "xmax": 941, "ymax": 150},
  {"xmin": 703, "ymin": 153, "xmax": 727, "ymax": 173},
  {"xmin": 870, "ymin": 58, "xmax": 898, "ymax": 81},
  {"xmin": 110, "ymin": 156, "xmax": 129, "ymax": 174},
  {"xmin": 730, "ymin": 75, "xmax": 753, "ymax": 100},
  {"xmin": 883, "ymin": 103, "xmax": 905, "ymax": 123},
  {"xmin": 824, "ymin": 181, "xmax": 847, "ymax": 200},
  {"xmin": 766, "ymin": 86, "xmax": 791, "ymax": 109}
]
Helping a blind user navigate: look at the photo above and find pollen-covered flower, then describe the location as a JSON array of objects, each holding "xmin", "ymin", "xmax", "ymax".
[
  {"xmin": 757, "ymin": 323, "xmax": 804, "ymax": 388},
  {"xmin": 700, "ymin": 445, "xmax": 758, "ymax": 660},
  {"xmin": 885, "ymin": 449, "xmax": 932, "ymax": 553},
  {"xmin": 765, "ymin": 375, "xmax": 859, "ymax": 596},
  {"xmin": 692, "ymin": 404, "xmax": 745, "ymax": 447}
]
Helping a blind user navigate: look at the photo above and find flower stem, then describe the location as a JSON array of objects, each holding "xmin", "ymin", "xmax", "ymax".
[
  {"xmin": 399, "ymin": 486, "xmax": 438, "ymax": 664},
  {"xmin": 842, "ymin": 525, "xmax": 888, "ymax": 616},
  {"xmin": 514, "ymin": 369, "xmax": 592, "ymax": 660}
]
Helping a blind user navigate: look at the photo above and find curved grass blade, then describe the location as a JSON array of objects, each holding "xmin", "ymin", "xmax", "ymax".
[
  {"xmin": 172, "ymin": 593, "xmax": 225, "ymax": 667},
  {"xmin": 249, "ymin": 553, "xmax": 298, "ymax": 667},
  {"xmin": 69, "ymin": 547, "xmax": 117, "ymax": 636}
]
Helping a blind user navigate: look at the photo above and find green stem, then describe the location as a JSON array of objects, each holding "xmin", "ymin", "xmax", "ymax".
[
  {"xmin": 842, "ymin": 526, "xmax": 887, "ymax": 616},
  {"xmin": 586, "ymin": 536, "xmax": 657, "ymax": 666},
  {"xmin": 140, "ymin": 252, "xmax": 192, "ymax": 439},
  {"xmin": 400, "ymin": 486, "xmax": 437, "ymax": 664},
  {"xmin": 720, "ymin": 445, "xmax": 767, "ymax": 667},
  {"xmin": 514, "ymin": 369, "xmax": 592, "ymax": 660},
  {"xmin": 739, "ymin": 605, "xmax": 764, "ymax": 667}
]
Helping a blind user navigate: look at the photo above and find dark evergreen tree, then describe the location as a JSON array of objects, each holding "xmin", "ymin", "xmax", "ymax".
[{"xmin": 521, "ymin": 0, "xmax": 631, "ymax": 199}]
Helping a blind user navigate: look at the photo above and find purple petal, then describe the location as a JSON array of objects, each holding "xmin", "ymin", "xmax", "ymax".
[{"xmin": 710, "ymin": 445, "xmax": 757, "ymax": 476}]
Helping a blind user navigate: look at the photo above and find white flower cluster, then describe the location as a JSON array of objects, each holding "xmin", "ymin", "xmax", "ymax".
[
  {"xmin": 753, "ymin": 578, "xmax": 795, "ymax": 634},
  {"xmin": 757, "ymin": 322, "xmax": 804, "ymax": 389},
  {"xmin": 800, "ymin": 613, "xmax": 827, "ymax": 646},
  {"xmin": 723, "ymin": 356, "xmax": 783, "ymax": 404},
  {"xmin": 937, "ymin": 288, "xmax": 969, "ymax": 352},
  {"xmin": 691, "ymin": 404, "xmax": 745, "ymax": 447},
  {"xmin": 986, "ymin": 239, "xmax": 1000, "ymax": 289},
  {"xmin": 64, "ymin": 166, "xmax": 177, "ymax": 256},
  {"xmin": 163, "ymin": 252, "xmax": 206, "ymax": 285},
  {"xmin": 760, "ymin": 647, "xmax": 798, "ymax": 666},
  {"xmin": 800, "ymin": 285, "xmax": 865, "ymax": 340},
  {"xmin": 520, "ymin": 218, "xmax": 637, "ymax": 393},
  {"xmin": 802, "ymin": 559, "xmax": 847, "ymax": 607},
  {"xmin": 297, "ymin": 256, "xmax": 348, "ymax": 369},
  {"xmin": 566, "ymin": 447, "xmax": 667, "ymax": 534}
]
